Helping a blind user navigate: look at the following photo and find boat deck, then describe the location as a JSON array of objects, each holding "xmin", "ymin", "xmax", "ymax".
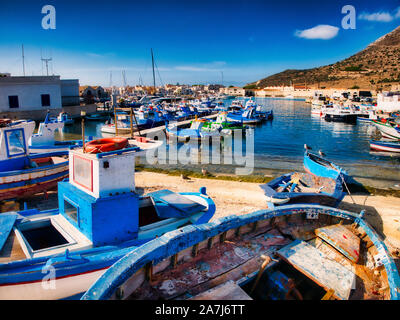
[{"xmin": 126, "ymin": 218, "xmax": 388, "ymax": 300}]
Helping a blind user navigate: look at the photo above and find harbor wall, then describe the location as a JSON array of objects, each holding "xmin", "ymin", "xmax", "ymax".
[{"xmin": 0, "ymin": 104, "xmax": 98, "ymax": 120}]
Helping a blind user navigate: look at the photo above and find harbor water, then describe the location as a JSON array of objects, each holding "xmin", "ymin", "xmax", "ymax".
[{"xmin": 55, "ymin": 98, "xmax": 400, "ymax": 188}]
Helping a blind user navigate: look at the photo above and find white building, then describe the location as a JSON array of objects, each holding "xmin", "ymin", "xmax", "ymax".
[
  {"xmin": 0, "ymin": 75, "xmax": 79, "ymax": 112},
  {"xmin": 377, "ymin": 92, "xmax": 400, "ymax": 112}
]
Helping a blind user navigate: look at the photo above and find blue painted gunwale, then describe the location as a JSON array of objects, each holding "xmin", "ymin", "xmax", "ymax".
[
  {"xmin": 0, "ymin": 151, "xmax": 68, "ymax": 178},
  {"xmin": 370, "ymin": 140, "xmax": 400, "ymax": 151},
  {"xmin": 303, "ymin": 151, "xmax": 349, "ymax": 182},
  {"xmin": 261, "ymin": 172, "xmax": 345, "ymax": 207},
  {"xmin": 81, "ymin": 204, "xmax": 400, "ymax": 300},
  {"xmin": 0, "ymin": 191, "xmax": 215, "ymax": 286}
]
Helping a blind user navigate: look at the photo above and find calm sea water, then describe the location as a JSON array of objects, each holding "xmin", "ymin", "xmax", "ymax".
[{"xmin": 55, "ymin": 97, "xmax": 400, "ymax": 187}]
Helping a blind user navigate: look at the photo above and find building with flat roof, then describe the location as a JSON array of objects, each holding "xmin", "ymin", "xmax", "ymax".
[{"xmin": 0, "ymin": 75, "xmax": 80, "ymax": 112}]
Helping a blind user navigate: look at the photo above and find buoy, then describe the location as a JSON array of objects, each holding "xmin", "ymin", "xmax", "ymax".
[{"xmin": 85, "ymin": 137, "xmax": 128, "ymax": 154}]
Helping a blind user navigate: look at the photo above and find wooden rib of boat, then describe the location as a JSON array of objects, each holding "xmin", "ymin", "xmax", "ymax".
[
  {"xmin": 82, "ymin": 204, "xmax": 400, "ymax": 300},
  {"xmin": 260, "ymin": 172, "xmax": 345, "ymax": 207}
]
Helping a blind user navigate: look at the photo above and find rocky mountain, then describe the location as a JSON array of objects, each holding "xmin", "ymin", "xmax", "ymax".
[{"xmin": 247, "ymin": 26, "xmax": 400, "ymax": 90}]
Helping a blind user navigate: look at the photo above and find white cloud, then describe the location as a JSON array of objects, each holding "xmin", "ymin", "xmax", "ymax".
[
  {"xmin": 358, "ymin": 7, "xmax": 400, "ymax": 22},
  {"xmin": 358, "ymin": 11, "xmax": 394, "ymax": 22},
  {"xmin": 295, "ymin": 25, "xmax": 339, "ymax": 40}
]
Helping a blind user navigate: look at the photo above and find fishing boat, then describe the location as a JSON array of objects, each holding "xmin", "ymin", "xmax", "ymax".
[
  {"xmin": 303, "ymin": 148, "xmax": 349, "ymax": 182},
  {"xmin": 82, "ymin": 204, "xmax": 400, "ymax": 300},
  {"xmin": 0, "ymin": 136, "xmax": 216, "ymax": 300},
  {"xmin": 54, "ymin": 112, "xmax": 74, "ymax": 125},
  {"xmin": 29, "ymin": 113, "xmax": 88, "ymax": 154},
  {"xmin": 100, "ymin": 112, "xmax": 164, "ymax": 134},
  {"xmin": 372, "ymin": 118, "xmax": 400, "ymax": 140},
  {"xmin": 324, "ymin": 104, "xmax": 357, "ymax": 124},
  {"xmin": 227, "ymin": 107, "xmax": 262, "ymax": 125},
  {"xmin": 369, "ymin": 140, "xmax": 400, "ymax": 153},
  {"xmin": 0, "ymin": 119, "xmax": 69, "ymax": 201},
  {"xmin": 260, "ymin": 172, "xmax": 345, "ymax": 207},
  {"xmin": 357, "ymin": 110, "xmax": 378, "ymax": 123},
  {"xmin": 166, "ymin": 118, "xmax": 222, "ymax": 142},
  {"xmin": 201, "ymin": 112, "xmax": 247, "ymax": 133}
]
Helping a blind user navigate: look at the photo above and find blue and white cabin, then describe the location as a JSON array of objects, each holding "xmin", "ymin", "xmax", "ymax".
[
  {"xmin": 0, "ymin": 140, "xmax": 215, "ymax": 299},
  {"xmin": 0, "ymin": 119, "xmax": 69, "ymax": 200}
]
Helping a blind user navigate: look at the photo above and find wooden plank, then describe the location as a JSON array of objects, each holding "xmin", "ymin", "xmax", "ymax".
[
  {"xmin": 277, "ymin": 240, "xmax": 355, "ymax": 300},
  {"xmin": 315, "ymin": 224, "xmax": 360, "ymax": 262},
  {"xmin": 189, "ymin": 280, "xmax": 252, "ymax": 300},
  {"xmin": 0, "ymin": 230, "xmax": 26, "ymax": 263}
]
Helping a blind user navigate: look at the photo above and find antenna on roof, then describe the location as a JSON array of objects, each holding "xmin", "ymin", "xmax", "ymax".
[{"xmin": 40, "ymin": 48, "xmax": 52, "ymax": 77}]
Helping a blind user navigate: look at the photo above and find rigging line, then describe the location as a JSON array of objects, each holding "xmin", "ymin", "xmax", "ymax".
[{"xmin": 154, "ymin": 59, "xmax": 164, "ymax": 87}]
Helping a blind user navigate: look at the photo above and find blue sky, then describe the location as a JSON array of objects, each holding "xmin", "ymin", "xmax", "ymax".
[{"xmin": 0, "ymin": 0, "xmax": 399, "ymax": 87}]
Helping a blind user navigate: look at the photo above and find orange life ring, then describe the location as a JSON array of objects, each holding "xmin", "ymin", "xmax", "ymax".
[{"xmin": 85, "ymin": 137, "xmax": 128, "ymax": 154}]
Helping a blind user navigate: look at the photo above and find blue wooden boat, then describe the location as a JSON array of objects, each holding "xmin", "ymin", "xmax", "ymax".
[
  {"xmin": 260, "ymin": 172, "xmax": 345, "ymax": 207},
  {"xmin": 304, "ymin": 149, "xmax": 349, "ymax": 183},
  {"xmin": 0, "ymin": 138, "xmax": 215, "ymax": 300},
  {"xmin": 370, "ymin": 140, "xmax": 400, "ymax": 153},
  {"xmin": 227, "ymin": 107, "xmax": 264, "ymax": 124},
  {"xmin": 0, "ymin": 119, "xmax": 69, "ymax": 201},
  {"xmin": 82, "ymin": 204, "xmax": 400, "ymax": 300}
]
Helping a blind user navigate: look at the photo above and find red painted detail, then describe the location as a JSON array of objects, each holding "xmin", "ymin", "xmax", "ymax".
[
  {"xmin": 0, "ymin": 173, "xmax": 68, "ymax": 201},
  {"xmin": 85, "ymin": 138, "xmax": 128, "ymax": 154}
]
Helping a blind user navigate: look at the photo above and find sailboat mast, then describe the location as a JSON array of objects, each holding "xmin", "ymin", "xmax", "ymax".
[
  {"xmin": 151, "ymin": 48, "xmax": 156, "ymax": 92},
  {"xmin": 22, "ymin": 44, "xmax": 26, "ymax": 76}
]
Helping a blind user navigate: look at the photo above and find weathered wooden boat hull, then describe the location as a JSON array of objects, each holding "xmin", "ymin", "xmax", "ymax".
[{"xmin": 82, "ymin": 204, "xmax": 400, "ymax": 300}]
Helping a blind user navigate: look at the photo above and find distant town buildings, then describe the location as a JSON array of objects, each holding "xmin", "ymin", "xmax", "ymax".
[
  {"xmin": 219, "ymin": 86, "xmax": 245, "ymax": 96},
  {"xmin": 377, "ymin": 92, "xmax": 400, "ymax": 112}
]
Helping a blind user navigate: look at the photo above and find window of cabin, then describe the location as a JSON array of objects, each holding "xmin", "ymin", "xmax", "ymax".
[
  {"xmin": 5, "ymin": 128, "xmax": 27, "ymax": 157},
  {"xmin": 41, "ymin": 94, "xmax": 51, "ymax": 107},
  {"xmin": 64, "ymin": 198, "xmax": 79, "ymax": 225},
  {"xmin": 8, "ymin": 96, "xmax": 19, "ymax": 108}
]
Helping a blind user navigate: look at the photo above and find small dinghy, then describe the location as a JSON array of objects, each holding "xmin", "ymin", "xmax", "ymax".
[
  {"xmin": 82, "ymin": 204, "xmax": 400, "ymax": 300},
  {"xmin": 260, "ymin": 172, "xmax": 345, "ymax": 207},
  {"xmin": 0, "ymin": 137, "xmax": 215, "ymax": 300},
  {"xmin": 303, "ymin": 147, "xmax": 349, "ymax": 183},
  {"xmin": 0, "ymin": 119, "xmax": 69, "ymax": 201},
  {"xmin": 369, "ymin": 139, "xmax": 400, "ymax": 153}
]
